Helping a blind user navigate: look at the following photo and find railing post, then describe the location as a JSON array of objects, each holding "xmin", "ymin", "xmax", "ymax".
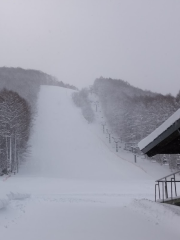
[
  {"xmin": 155, "ymin": 184, "xmax": 158, "ymax": 201},
  {"xmin": 165, "ymin": 178, "xmax": 168, "ymax": 199},
  {"xmin": 171, "ymin": 177, "xmax": 173, "ymax": 199},
  {"xmin": 174, "ymin": 174, "xmax": 177, "ymax": 197},
  {"xmin": 162, "ymin": 182, "xmax": 164, "ymax": 203},
  {"xmin": 158, "ymin": 182, "xmax": 161, "ymax": 199}
]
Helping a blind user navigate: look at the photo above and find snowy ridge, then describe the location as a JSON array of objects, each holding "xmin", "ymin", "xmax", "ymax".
[{"xmin": 138, "ymin": 108, "xmax": 180, "ymax": 150}]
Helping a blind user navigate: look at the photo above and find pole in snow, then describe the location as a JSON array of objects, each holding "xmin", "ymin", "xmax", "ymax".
[
  {"xmin": 92, "ymin": 101, "xmax": 99, "ymax": 112},
  {"xmin": 101, "ymin": 122, "xmax": 106, "ymax": 133},
  {"xmin": 9, "ymin": 136, "xmax": 12, "ymax": 172},
  {"xmin": 14, "ymin": 134, "xmax": 17, "ymax": 174},
  {"xmin": 94, "ymin": 101, "xmax": 99, "ymax": 112},
  {"xmin": 17, "ymin": 151, "xmax": 19, "ymax": 173},
  {"xmin": 106, "ymin": 129, "xmax": 111, "ymax": 143},
  {"xmin": 134, "ymin": 155, "xmax": 137, "ymax": 163},
  {"xmin": 112, "ymin": 137, "xmax": 121, "ymax": 152}
]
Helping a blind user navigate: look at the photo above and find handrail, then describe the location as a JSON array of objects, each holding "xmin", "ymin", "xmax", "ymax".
[
  {"xmin": 156, "ymin": 170, "xmax": 180, "ymax": 182},
  {"xmin": 155, "ymin": 170, "xmax": 180, "ymax": 203}
]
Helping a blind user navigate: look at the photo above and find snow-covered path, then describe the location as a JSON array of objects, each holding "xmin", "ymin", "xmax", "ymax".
[{"xmin": 0, "ymin": 86, "xmax": 180, "ymax": 240}]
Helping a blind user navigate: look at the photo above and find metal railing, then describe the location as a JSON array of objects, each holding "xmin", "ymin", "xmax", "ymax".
[{"xmin": 155, "ymin": 170, "xmax": 180, "ymax": 202}]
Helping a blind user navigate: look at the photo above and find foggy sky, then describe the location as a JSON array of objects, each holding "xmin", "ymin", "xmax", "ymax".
[{"xmin": 0, "ymin": 0, "xmax": 180, "ymax": 95}]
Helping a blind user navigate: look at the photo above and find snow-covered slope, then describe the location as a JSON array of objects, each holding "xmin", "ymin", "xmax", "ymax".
[
  {"xmin": 20, "ymin": 86, "xmax": 149, "ymax": 180},
  {"xmin": 0, "ymin": 86, "xmax": 180, "ymax": 240}
]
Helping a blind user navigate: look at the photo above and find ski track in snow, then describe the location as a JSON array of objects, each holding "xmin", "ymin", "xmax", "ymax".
[{"xmin": 0, "ymin": 86, "xmax": 180, "ymax": 240}]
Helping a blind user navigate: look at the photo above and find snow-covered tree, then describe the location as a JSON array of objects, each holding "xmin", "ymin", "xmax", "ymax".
[
  {"xmin": 72, "ymin": 89, "xmax": 94, "ymax": 123},
  {"xmin": 93, "ymin": 77, "xmax": 180, "ymax": 170},
  {"xmin": 0, "ymin": 89, "xmax": 31, "ymax": 173}
]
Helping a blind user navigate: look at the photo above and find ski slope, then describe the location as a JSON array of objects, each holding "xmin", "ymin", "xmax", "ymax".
[
  {"xmin": 21, "ymin": 86, "xmax": 151, "ymax": 180},
  {"xmin": 0, "ymin": 86, "xmax": 180, "ymax": 240}
]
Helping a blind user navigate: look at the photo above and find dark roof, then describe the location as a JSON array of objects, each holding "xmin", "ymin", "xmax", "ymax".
[{"xmin": 138, "ymin": 111, "xmax": 180, "ymax": 157}]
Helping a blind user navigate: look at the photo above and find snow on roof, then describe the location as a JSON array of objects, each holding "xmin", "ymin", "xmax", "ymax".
[{"xmin": 138, "ymin": 108, "xmax": 180, "ymax": 151}]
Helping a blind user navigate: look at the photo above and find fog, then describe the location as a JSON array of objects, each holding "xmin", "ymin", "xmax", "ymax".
[{"xmin": 0, "ymin": 0, "xmax": 180, "ymax": 95}]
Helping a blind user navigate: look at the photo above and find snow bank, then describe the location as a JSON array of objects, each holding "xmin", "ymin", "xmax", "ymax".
[
  {"xmin": 131, "ymin": 199, "xmax": 180, "ymax": 233},
  {"xmin": 138, "ymin": 108, "xmax": 180, "ymax": 150},
  {"xmin": 7, "ymin": 192, "xmax": 31, "ymax": 200}
]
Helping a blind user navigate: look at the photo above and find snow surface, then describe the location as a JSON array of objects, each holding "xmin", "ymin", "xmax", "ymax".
[
  {"xmin": 138, "ymin": 108, "xmax": 180, "ymax": 150},
  {"xmin": 0, "ymin": 86, "xmax": 180, "ymax": 240}
]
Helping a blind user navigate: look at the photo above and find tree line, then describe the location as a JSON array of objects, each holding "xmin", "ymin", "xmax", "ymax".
[
  {"xmin": 0, "ymin": 67, "xmax": 77, "ymax": 175},
  {"xmin": 0, "ymin": 89, "xmax": 31, "ymax": 174},
  {"xmin": 92, "ymin": 77, "xmax": 180, "ymax": 170},
  {"xmin": 0, "ymin": 67, "xmax": 77, "ymax": 110},
  {"xmin": 72, "ymin": 88, "xmax": 94, "ymax": 123}
]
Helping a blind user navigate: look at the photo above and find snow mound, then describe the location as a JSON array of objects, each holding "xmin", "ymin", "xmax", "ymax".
[
  {"xmin": 7, "ymin": 192, "xmax": 31, "ymax": 200},
  {"xmin": 131, "ymin": 198, "xmax": 180, "ymax": 226}
]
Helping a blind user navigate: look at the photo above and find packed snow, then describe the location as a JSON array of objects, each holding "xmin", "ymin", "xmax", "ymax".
[
  {"xmin": 0, "ymin": 86, "xmax": 180, "ymax": 240},
  {"xmin": 138, "ymin": 108, "xmax": 180, "ymax": 150}
]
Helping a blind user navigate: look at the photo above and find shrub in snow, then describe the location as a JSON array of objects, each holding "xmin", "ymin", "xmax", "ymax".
[
  {"xmin": 0, "ymin": 199, "xmax": 9, "ymax": 209},
  {"xmin": 7, "ymin": 192, "xmax": 31, "ymax": 200}
]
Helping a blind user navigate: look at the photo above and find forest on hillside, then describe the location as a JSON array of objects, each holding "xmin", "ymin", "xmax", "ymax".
[
  {"xmin": 0, "ymin": 89, "xmax": 31, "ymax": 174},
  {"xmin": 0, "ymin": 67, "xmax": 77, "ymax": 108},
  {"xmin": 93, "ymin": 77, "xmax": 180, "ymax": 143},
  {"xmin": 0, "ymin": 67, "xmax": 77, "ymax": 175},
  {"xmin": 71, "ymin": 77, "xmax": 180, "ymax": 171},
  {"xmin": 90, "ymin": 77, "xmax": 180, "ymax": 169}
]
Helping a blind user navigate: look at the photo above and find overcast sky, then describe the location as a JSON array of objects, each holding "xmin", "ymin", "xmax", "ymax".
[{"xmin": 0, "ymin": 0, "xmax": 180, "ymax": 95}]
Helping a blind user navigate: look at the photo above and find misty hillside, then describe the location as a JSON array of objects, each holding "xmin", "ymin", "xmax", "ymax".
[
  {"xmin": 0, "ymin": 67, "xmax": 77, "ymax": 107},
  {"xmin": 0, "ymin": 67, "xmax": 77, "ymax": 173},
  {"xmin": 93, "ymin": 77, "xmax": 180, "ymax": 143}
]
